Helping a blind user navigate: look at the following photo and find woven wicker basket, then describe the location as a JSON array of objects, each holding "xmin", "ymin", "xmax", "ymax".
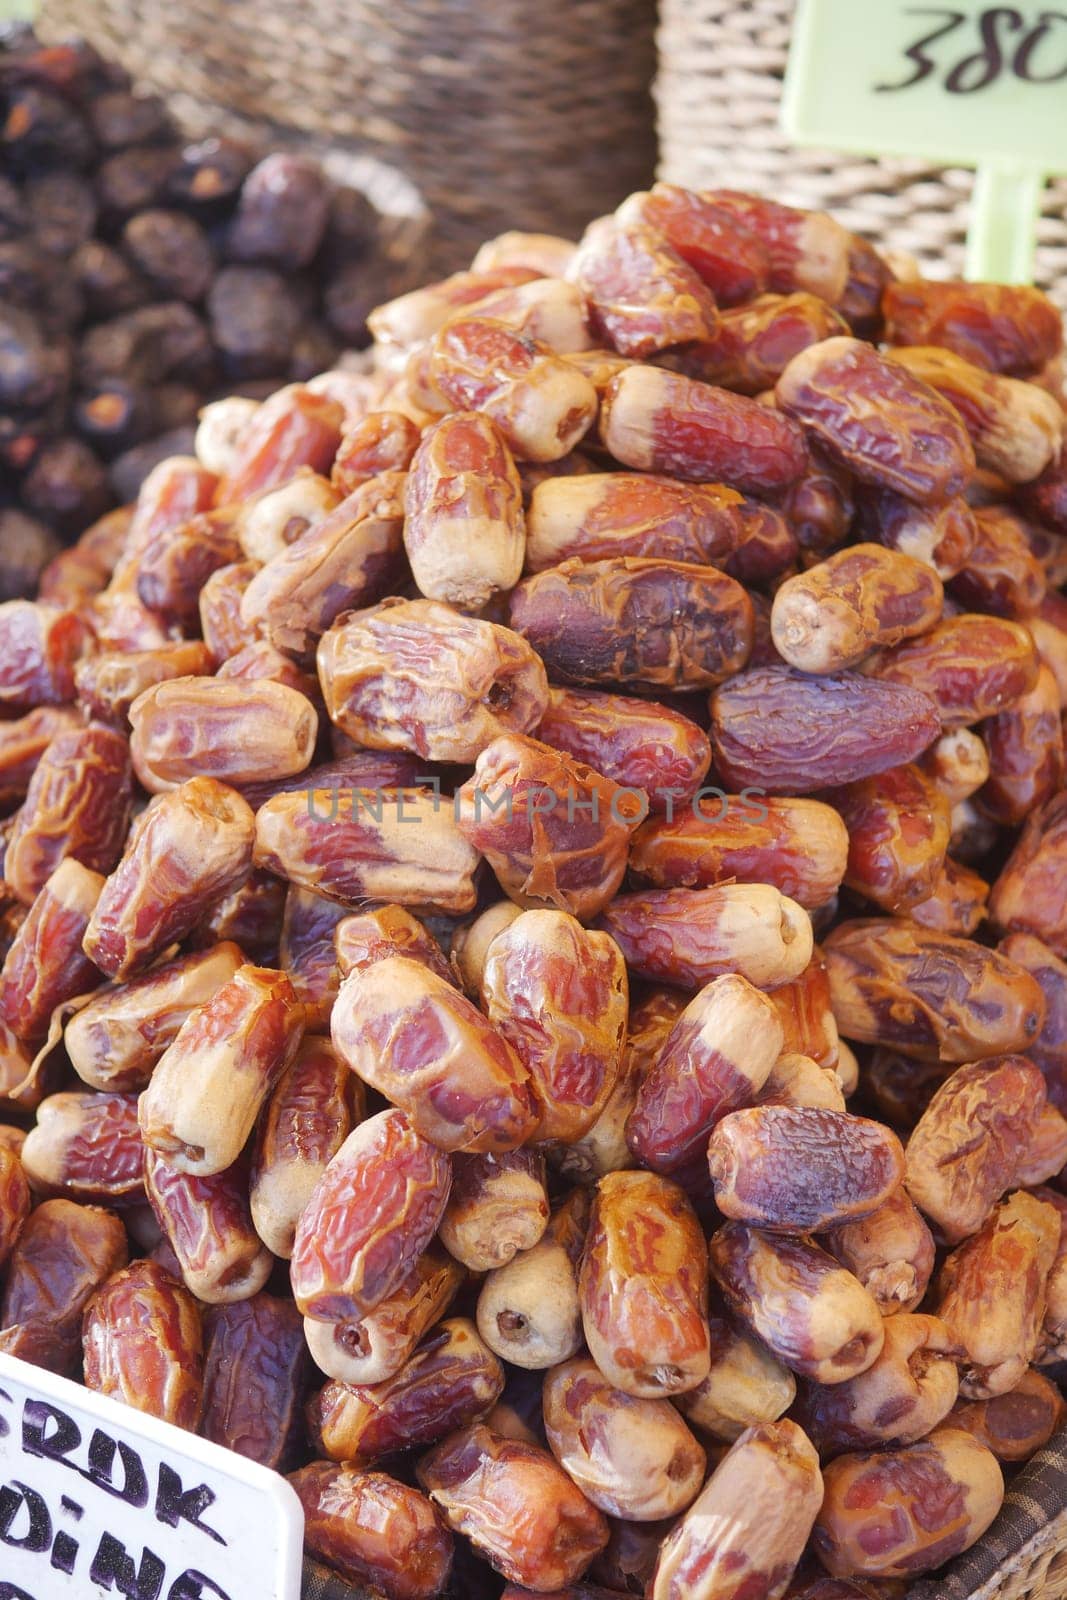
[
  {"xmin": 38, "ymin": 0, "xmax": 658, "ymax": 274},
  {"xmin": 655, "ymin": 0, "xmax": 1067, "ymax": 310}
]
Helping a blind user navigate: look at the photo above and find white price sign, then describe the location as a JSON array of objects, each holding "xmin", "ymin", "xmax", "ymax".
[{"xmin": 0, "ymin": 1353, "xmax": 304, "ymax": 1600}]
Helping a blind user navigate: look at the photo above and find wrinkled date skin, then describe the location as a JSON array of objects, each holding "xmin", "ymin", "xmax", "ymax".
[
  {"xmin": 0, "ymin": 601, "xmax": 90, "ymax": 711},
  {"xmin": 626, "ymin": 972, "xmax": 784, "ymax": 1174},
  {"xmin": 129, "ymin": 675, "xmax": 318, "ymax": 794},
  {"xmin": 0, "ymin": 1146, "xmax": 30, "ymax": 1272},
  {"xmin": 199, "ymin": 560, "xmax": 261, "ymax": 665},
  {"xmin": 83, "ymin": 776, "xmax": 256, "ymax": 980},
  {"xmin": 480, "ymin": 910, "xmax": 627, "ymax": 1145},
  {"xmin": 708, "ymin": 1222, "xmax": 885, "ymax": 1384},
  {"xmin": 333, "ymin": 411, "xmax": 421, "ymax": 494},
  {"xmin": 3, "ymin": 722, "xmax": 132, "ymax": 906},
  {"xmin": 200, "ymin": 1293, "xmax": 312, "ymax": 1471},
  {"xmin": 778, "ymin": 446, "xmax": 856, "ymax": 570},
  {"xmin": 710, "ymin": 665, "xmax": 941, "ymax": 795},
  {"xmin": 882, "ymin": 278, "xmax": 1062, "ymax": 375},
  {"xmin": 936, "ymin": 1191, "xmax": 1061, "ymax": 1398},
  {"xmin": 904, "ymin": 1056, "xmax": 1047, "ymax": 1243},
  {"xmin": 138, "ymin": 963, "xmax": 304, "ymax": 1177},
  {"xmin": 991, "ymin": 792, "xmax": 1067, "ymax": 956},
  {"xmin": 402, "ymin": 412, "xmax": 525, "ymax": 612},
  {"xmin": 824, "ymin": 1189, "xmax": 936, "ymax": 1316},
  {"xmin": 827, "ymin": 764, "xmax": 952, "ymax": 915},
  {"xmin": 439, "ymin": 1149, "xmax": 549, "ymax": 1273},
  {"xmin": 290, "ymin": 1463, "xmax": 453, "ymax": 1600},
  {"xmin": 417, "ymin": 1423, "xmax": 609, "ymax": 1590},
  {"xmin": 1, "ymin": 857, "xmax": 104, "ymax": 1042},
  {"xmin": 857, "ymin": 486, "xmax": 977, "ymax": 581},
  {"xmin": 650, "ymin": 1420, "xmax": 824, "ymax": 1600},
  {"xmin": 524, "ymin": 472, "xmax": 748, "ymax": 572},
  {"xmin": 770, "ymin": 543, "xmax": 943, "ymax": 675},
  {"xmin": 310, "ymin": 1317, "xmax": 505, "ymax": 1466},
  {"xmin": 279, "ymin": 885, "xmax": 348, "ymax": 1029},
  {"xmin": 708, "ymin": 1106, "xmax": 905, "ymax": 1234},
  {"xmin": 812, "ymin": 1427, "xmax": 1004, "ymax": 1580},
  {"xmin": 82, "ymin": 1259, "xmax": 203, "ymax": 1431},
  {"xmin": 776, "ymin": 337, "xmax": 975, "ymax": 503},
  {"xmin": 617, "ymin": 183, "xmax": 772, "ymax": 305},
  {"xmin": 578, "ymin": 1170, "xmax": 711, "ymax": 1399},
  {"xmin": 823, "ymin": 919, "xmax": 1046, "ymax": 1064},
  {"xmin": 568, "ymin": 215, "xmax": 719, "ymax": 357},
  {"xmin": 537, "ymin": 685, "xmax": 711, "ymax": 813},
  {"xmin": 981, "ymin": 663, "xmax": 1064, "ymax": 827},
  {"xmin": 599, "ymin": 364, "xmax": 809, "ymax": 495},
  {"xmin": 335, "ymin": 904, "xmax": 455, "ymax": 987},
  {"xmin": 542, "ymin": 1354, "xmax": 706, "ymax": 1520},
  {"xmin": 74, "ymin": 642, "xmax": 216, "ymax": 728},
  {"xmin": 793, "ymin": 1314, "xmax": 959, "ymax": 1457},
  {"xmin": 598, "ymin": 882, "xmax": 813, "ymax": 990},
  {"xmin": 949, "ymin": 1369, "xmax": 1066, "ymax": 1462},
  {"xmin": 332, "ymin": 957, "xmax": 537, "ymax": 1153},
  {"xmin": 996, "ymin": 933, "xmax": 1067, "ymax": 1111},
  {"xmin": 765, "ymin": 955, "xmax": 841, "ymax": 1070},
  {"xmin": 667, "ymin": 292, "xmax": 849, "ymax": 395},
  {"xmin": 700, "ymin": 191, "xmax": 853, "ymax": 302},
  {"xmin": 909, "ymin": 854, "xmax": 990, "ymax": 938},
  {"xmin": 144, "ymin": 1150, "xmax": 273, "ymax": 1306},
  {"xmin": 675, "ymin": 1313, "xmax": 797, "ymax": 1442},
  {"xmin": 455, "ymin": 734, "xmax": 645, "ymax": 921},
  {"xmin": 950, "ymin": 505, "xmax": 1047, "ymax": 619},
  {"xmin": 290, "ymin": 1108, "xmax": 452, "ymax": 1323},
  {"xmin": 21, "ymin": 1090, "xmax": 145, "ymax": 1205},
  {"xmin": 509, "ymin": 556, "xmax": 754, "ymax": 692},
  {"xmin": 630, "ymin": 794, "xmax": 848, "ymax": 910},
  {"xmin": 0, "ymin": 1199, "xmax": 128, "ymax": 1376},
  {"xmin": 0, "ymin": 707, "xmax": 84, "ymax": 809},
  {"xmin": 866, "ymin": 613, "xmax": 1039, "ymax": 728},
  {"xmin": 135, "ymin": 507, "xmax": 245, "ymax": 628},
  {"xmin": 304, "ymin": 1246, "xmax": 465, "ymax": 1389},
  {"xmin": 214, "ymin": 384, "xmax": 343, "ymax": 506},
  {"xmin": 250, "ymin": 1035, "xmax": 360, "ymax": 1259},
  {"xmin": 317, "ymin": 596, "xmax": 548, "ymax": 764}
]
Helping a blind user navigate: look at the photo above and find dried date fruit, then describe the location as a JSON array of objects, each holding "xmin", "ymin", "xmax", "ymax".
[
  {"xmin": 700, "ymin": 191, "xmax": 852, "ymax": 300},
  {"xmin": 674, "ymin": 1313, "xmax": 797, "ymax": 1441},
  {"xmin": 666, "ymin": 292, "xmax": 849, "ymax": 395},
  {"xmin": 0, "ymin": 1199, "xmax": 128, "ymax": 1376},
  {"xmin": 0, "ymin": 1144, "xmax": 31, "ymax": 1271},
  {"xmin": 630, "ymin": 794, "xmax": 848, "ymax": 909},
  {"xmin": 883, "ymin": 278, "xmax": 1062, "ymax": 375},
  {"xmin": 318, "ymin": 597, "xmax": 548, "ymax": 763},
  {"xmin": 83, "ymin": 1258, "xmax": 202, "ymax": 1430},
  {"xmin": 626, "ymin": 973, "xmax": 783, "ymax": 1173},
  {"xmin": 710, "ymin": 665, "xmax": 941, "ymax": 794},
  {"xmin": 543, "ymin": 1355, "xmax": 706, "ymax": 1520},
  {"xmin": 3, "ymin": 722, "xmax": 131, "ymax": 906},
  {"xmin": 990, "ymin": 791, "xmax": 1067, "ymax": 956},
  {"xmin": 537, "ymin": 685, "xmax": 711, "ymax": 813},
  {"xmin": 650, "ymin": 1419, "xmax": 823, "ymax": 1600},
  {"xmin": 1, "ymin": 857, "xmax": 104, "ymax": 1042},
  {"xmin": 996, "ymin": 933, "xmax": 1067, "ymax": 1112},
  {"xmin": 866, "ymin": 612, "xmax": 1039, "ymax": 726},
  {"xmin": 770, "ymin": 544, "xmax": 942, "ymax": 675},
  {"xmin": 908, "ymin": 855, "xmax": 990, "ymax": 937},
  {"xmin": 84, "ymin": 776, "xmax": 255, "ymax": 979},
  {"xmin": 437, "ymin": 1150, "xmax": 548, "ymax": 1273},
  {"xmin": 579, "ymin": 1170, "xmax": 710, "ymax": 1399},
  {"xmin": 828, "ymin": 764, "xmax": 952, "ymax": 915},
  {"xmin": 758, "ymin": 1051, "xmax": 845, "ymax": 1112},
  {"xmin": 291, "ymin": 1463, "xmax": 453, "ymax": 1600},
  {"xmin": 368, "ymin": 264, "xmax": 541, "ymax": 350},
  {"xmin": 198, "ymin": 560, "xmax": 260, "ymax": 664},
  {"xmin": 200, "ymin": 1294, "xmax": 311, "ymax": 1471},
  {"xmin": 145, "ymin": 1150, "xmax": 273, "ymax": 1305},
  {"xmin": 949, "ymin": 505, "xmax": 1047, "ymax": 618},
  {"xmin": 20, "ymin": 1089, "xmax": 144, "ymax": 1204},
  {"xmin": 948, "ymin": 1369, "xmax": 1066, "ymax": 1462},
  {"xmin": 524, "ymin": 472, "xmax": 748, "ymax": 571},
  {"xmin": 235, "ymin": 472, "xmax": 339, "ymax": 565},
  {"xmin": 0, "ymin": 706, "xmax": 84, "ymax": 808},
  {"xmin": 214, "ymin": 383, "xmax": 343, "ymax": 505},
  {"xmin": 824, "ymin": 1189, "xmax": 936, "ymax": 1316},
  {"xmin": 74, "ymin": 641, "xmax": 215, "ymax": 726},
  {"xmin": 824, "ymin": 919, "xmax": 1046, "ymax": 1064},
  {"xmin": 598, "ymin": 882, "xmax": 813, "ymax": 990},
  {"xmin": 417, "ymin": 1423, "xmax": 609, "ymax": 1590},
  {"xmin": 857, "ymin": 486, "xmax": 977, "ymax": 580},
  {"xmin": 334, "ymin": 904, "xmax": 454, "ymax": 987},
  {"xmin": 599, "ymin": 364, "xmax": 808, "ymax": 495},
  {"xmin": 129, "ymin": 676, "xmax": 318, "ymax": 793},
  {"xmin": 510, "ymin": 556, "xmax": 753, "ymax": 692},
  {"xmin": 568, "ymin": 214, "xmax": 719, "ymax": 357},
  {"xmin": 980, "ymin": 662, "xmax": 1064, "ymax": 826},
  {"xmin": 135, "ymin": 507, "xmax": 244, "ymax": 626},
  {"xmin": 0, "ymin": 600, "xmax": 90, "ymax": 710},
  {"xmin": 764, "ymin": 955, "xmax": 841, "ymax": 1070},
  {"xmin": 616, "ymin": 184, "xmax": 771, "ymax": 304},
  {"xmin": 304, "ymin": 1246, "xmax": 464, "ymax": 1388},
  {"xmin": 310, "ymin": 1317, "xmax": 504, "ymax": 1465},
  {"xmin": 279, "ymin": 885, "xmax": 347, "ymax": 1029},
  {"xmin": 708, "ymin": 1223, "xmax": 884, "ymax": 1384},
  {"xmin": 291, "ymin": 1108, "xmax": 451, "ymax": 1323}
]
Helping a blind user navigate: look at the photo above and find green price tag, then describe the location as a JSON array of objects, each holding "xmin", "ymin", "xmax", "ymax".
[{"xmin": 782, "ymin": 0, "xmax": 1067, "ymax": 283}]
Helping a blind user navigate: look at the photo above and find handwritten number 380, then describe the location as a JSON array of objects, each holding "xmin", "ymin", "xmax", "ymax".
[{"xmin": 876, "ymin": 7, "xmax": 1067, "ymax": 92}]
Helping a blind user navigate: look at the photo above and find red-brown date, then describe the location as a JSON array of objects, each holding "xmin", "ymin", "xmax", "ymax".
[
  {"xmin": 200, "ymin": 1293, "xmax": 312, "ymax": 1470},
  {"xmin": 1018, "ymin": 454, "xmax": 1067, "ymax": 535},
  {"xmin": 883, "ymin": 278, "xmax": 1062, "ymax": 375},
  {"xmin": 700, "ymin": 190, "xmax": 852, "ymax": 300},
  {"xmin": 310, "ymin": 1317, "xmax": 505, "ymax": 1465},
  {"xmin": 367, "ymin": 263, "xmax": 542, "ymax": 350},
  {"xmin": 198, "ymin": 560, "xmax": 261, "ymax": 665},
  {"xmin": 710, "ymin": 665, "xmax": 941, "ymax": 794},
  {"xmin": 279, "ymin": 885, "xmax": 348, "ymax": 1030},
  {"xmin": 948, "ymin": 1369, "xmax": 1066, "ymax": 1462},
  {"xmin": 438, "ymin": 1150, "xmax": 548, "ymax": 1272},
  {"xmin": 194, "ymin": 868, "xmax": 287, "ymax": 964},
  {"xmin": 0, "ymin": 1199, "xmax": 128, "ymax": 1375},
  {"xmin": 74, "ymin": 641, "xmax": 216, "ymax": 727},
  {"xmin": 334, "ymin": 904, "xmax": 454, "ymax": 987},
  {"xmin": 304, "ymin": 1246, "xmax": 465, "ymax": 1387},
  {"xmin": 20, "ymin": 1089, "xmax": 144, "ymax": 1204},
  {"xmin": 708, "ymin": 1106, "xmax": 904, "ymax": 1234},
  {"xmin": 708, "ymin": 1223, "xmax": 884, "ymax": 1384},
  {"xmin": 135, "ymin": 507, "xmax": 244, "ymax": 627},
  {"xmin": 123, "ymin": 457, "xmax": 218, "ymax": 561},
  {"xmin": 291, "ymin": 1108, "xmax": 451, "ymax": 1323},
  {"xmin": 777, "ymin": 446, "xmax": 855, "ymax": 569},
  {"xmin": 599, "ymin": 882, "xmax": 813, "ymax": 990},
  {"xmin": 510, "ymin": 556, "xmax": 753, "ymax": 692},
  {"xmin": 600, "ymin": 364, "xmax": 809, "ymax": 495},
  {"xmin": 456, "ymin": 733, "xmax": 645, "ymax": 921},
  {"xmin": 144, "ymin": 1149, "xmax": 273, "ymax": 1305},
  {"xmin": 417, "ymin": 1423, "xmax": 609, "ymax": 1589},
  {"xmin": 579, "ymin": 1170, "xmax": 711, "ymax": 1398},
  {"xmin": 568, "ymin": 214, "xmax": 719, "ymax": 357},
  {"xmin": 318, "ymin": 597, "xmax": 548, "ymax": 763},
  {"xmin": 332, "ymin": 411, "xmax": 422, "ymax": 495},
  {"xmin": 996, "ymin": 933, "xmax": 1067, "ymax": 1112},
  {"xmin": 725, "ymin": 499, "xmax": 800, "ymax": 586},
  {"xmin": 991, "ymin": 791, "xmax": 1067, "ymax": 956},
  {"xmin": 1, "ymin": 858, "xmax": 104, "ymax": 1041},
  {"xmin": 980, "ymin": 662, "xmax": 1064, "ymax": 826},
  {"xmin": 616, "ymin": 184, "xmax": 771, "ymax": 305},
  {"xmin": 675, "ymin": 1313, "xmax": 797, "ymax": 1442},
  {"xmin": 949, "ymin": 505, "xmax": 1047, "ymax": 618},
  {"xmin": 866, "ymin": 612, "xmax": 1039, "ymax": 726},
  {"xmin": 824, "ymin": 919, "xmax": 1046, "ymax": 1064},
  {"xmin": 291, "ymin": 1463, "xmax": 453, "ymax": 1600},
  {"xmin": 543, "ymin": 1355, "xmax": 706, "ymax": 1520},
  {"xmin": 650, "ymin": 1419, "xmax": 824, "ymax": 1600},
  {"xmin": 537, "ymin": 685, "xmax": 711, "ymax": 813},
  {"xmin": 0, "ymin": 601, "xmax": 90, "ymax": 710},
  {"xmin": 630, "ymin": 794, "xmax": 848, "ymax": 909},
  {"xmin": 129, "ymin": 676, "xmax": 318, "ymax": 793},
  {"xmin": 480, "ymin": 909, "xmax": 627, "ymax": 1145},
  {"xmin": 824, "ymin": 1189, "xmax": 936, "ymax": 1317},
  {"xmin": 83, "ymin": 777, "xmax": 255, "ymax": 980},
  {"xmin": 214, "ymin": 384, "xmax": 343, "ymax": 506},
  {"xmin": 857, "ymin": 486, "xmax": 977, "ymax": 580},
  {"xmin": 909, "ymin": 855, "xmax": 990, "ymax": 937},
  {"xmin": 0, "ymin": 1144, "xmax": 31, "ymax": 1271},
  {"xmin": 776, "ymin": 337, "xmax": 975, "ymax": 503},
  {"xmin": 83, "ymin": 1259, "xmax": 203, "ymax": 1430},
  {"xmin": 828, "ymin": 764, "xmax": 952, "ymax": 915},
  {"xmin": 524, "ymin": 472, "xmax": 748, "ymax": 572},
  {"xmin": 0, "ymin": 707, "xmax": 84, "ymax": 808},
  {"xmin": 668, "ymin": 292, "xmax": 849, "ymax": 395},
  {"xmin": 626, "ymin": 972, "xmax": 783, "ymax": 1173},
  {"xmin": 765, "ymin": 955, "xmax": 841, "ymax": 1071},
  {"xmin": 771, "ymin": 544, "xmax": 943, "ymax": 675}
]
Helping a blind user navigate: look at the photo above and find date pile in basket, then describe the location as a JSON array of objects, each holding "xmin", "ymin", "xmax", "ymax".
[{"xmin": 1, "ymin": 181, "xmax": 1067, "ymax": 1600}]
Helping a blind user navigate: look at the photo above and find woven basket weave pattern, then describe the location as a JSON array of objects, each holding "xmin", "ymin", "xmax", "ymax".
[
  {"xmin": 655, "ymin": 0, "xmax": 1067, "ymax": 309},
  {"xmin": 40, "ymin": 0, "xmax": 658, "ymax": 272}
]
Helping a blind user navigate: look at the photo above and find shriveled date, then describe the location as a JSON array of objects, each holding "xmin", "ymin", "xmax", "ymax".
[
  {"xmin": 828, "ymin": 764, "xmax": 952, "ymax": 915},
  {"xmin": 290, "ymin": 1464, "xmax": 453, "ymax": 1600},
  {"xmin": 200, "ymin": 1294, "xmax": 312, "ymax": 1471},
  {"xmin": 770, "ymin": 543, "xmax": 942, "ymax": 675},
  {"xmin": 0, "ymin": 1199, "xmax": 128, "ymax": 1375},
  {"xmin": 145, "ymin": 1151, "xmax": 273, "ymax": 1306},
  {"xmin": 598, "ymin": 882, "xmax": 813, "ymax": 990},
  {"xmin": 20, "ymin": 1090, "xmax": 145, "ymax": 1205},
  {"xmin": 82, "ymin": 1259, "xmax": 203, "ymax": 1430},
  {"xmin": 129, "ymin": 676, "xmax": 318, "ymax": 793}
]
